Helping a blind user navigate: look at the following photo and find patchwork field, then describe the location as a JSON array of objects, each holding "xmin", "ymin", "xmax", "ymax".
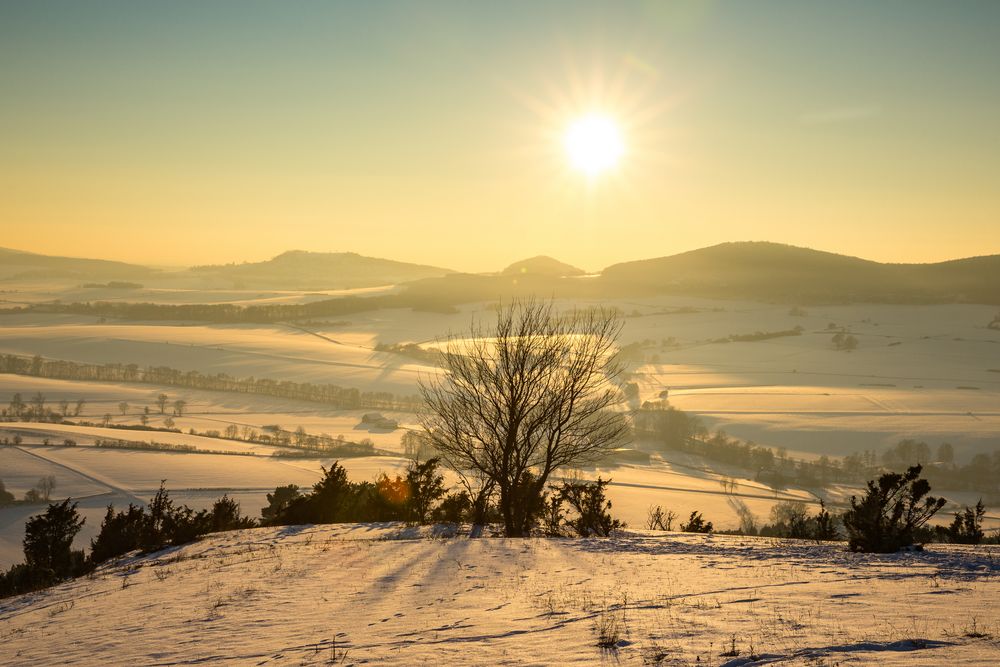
[{"xmin": 1, "ymin": 290, "xmax": 998, "ymax": 570}]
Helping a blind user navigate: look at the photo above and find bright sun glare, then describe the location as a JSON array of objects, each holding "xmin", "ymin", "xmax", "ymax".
[{"xmin": 564, "ymin": 114, "xmax": 624, "ymax": 177}]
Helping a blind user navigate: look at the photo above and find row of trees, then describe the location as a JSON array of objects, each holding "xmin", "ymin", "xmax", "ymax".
[
  {"xmin": 0, "ymin": 354, "xmax": 421, "ymax": 412},
  {"xmin": 2, "ymin": 392, "xmax": 86, "ymax": 423},
  {"xmin": 8, "ymin": 290, "xmax": 465, "ymax": 323},
  {"xmin": 259, "ymin": 458, "xmax": 623, "ymax": 539},
  {"xmin": 636, "ymin": 404, "xmax": 1000, "ymax": 498},
  {"xmin": 2, "ymin": 399, "xmax": 382, "ymax": 459}
]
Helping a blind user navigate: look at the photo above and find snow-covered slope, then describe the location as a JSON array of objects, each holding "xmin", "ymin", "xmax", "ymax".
[{"xmin": 1, "ymin": 524, "xmax": 997, "ymax": 665}]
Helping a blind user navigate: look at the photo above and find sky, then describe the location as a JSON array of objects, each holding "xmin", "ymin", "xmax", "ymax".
[{"xmin": 2, "ymin": 1, "xmax": 999, "ymax": 272}]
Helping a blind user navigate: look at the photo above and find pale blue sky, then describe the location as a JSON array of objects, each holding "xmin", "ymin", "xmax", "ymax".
[{"xmin": 2, "ymin": 1, "xmax": 999, "ymax": 269}]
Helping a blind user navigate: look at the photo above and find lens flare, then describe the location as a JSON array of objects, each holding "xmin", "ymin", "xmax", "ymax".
[{"xmin": 563, "ymin": 114, "xmax": 624, "ymax": 177}]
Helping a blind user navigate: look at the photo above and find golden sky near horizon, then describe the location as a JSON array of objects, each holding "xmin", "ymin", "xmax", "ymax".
[{"xmin": 2, "ymin": 2, "xmax": 999, "ymax": 271}]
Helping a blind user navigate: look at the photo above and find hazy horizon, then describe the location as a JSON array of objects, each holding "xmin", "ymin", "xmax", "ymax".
[
  {"xmin": 4, "ymin": 236, "xmax": 1000, "ymax": 275},
  {"xmin": 3, "ymin": 1, "xmax": 1000, "ymax": 271}
]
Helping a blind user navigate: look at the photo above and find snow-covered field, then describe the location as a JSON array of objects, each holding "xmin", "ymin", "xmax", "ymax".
[
  {"xmin": 1, "ymin": 297, "xmax": 996, "ymax": 456},
  {"xmin": 0, "ymin": 524, "xmax": 997, "ymax": 666},
  {"xmin": 1, "ymin": 293, "xmax": 998, "ymax": 569}
]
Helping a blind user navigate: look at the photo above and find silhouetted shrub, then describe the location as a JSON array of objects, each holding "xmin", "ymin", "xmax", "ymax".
[
  {"xmin": 765, "ymin": 501, "xmax": 811, "ymax": 539},
  {"xmin": 947, "ymin": 500, "xmax": 985, "ymax": 545},
  {"xmin": 90, "ymin": 503, "xmax": 145, "ymax": 563},
  {"xmin": 1, "ymin": 500, "xmax": 88, "ymax": 598},
  {"xmin": 89, "ymin": 485, "xmax": 257, "ymax": 565},
  {"xmin": 831, "ymin": 332, "xmax": 858, "ymax": 351},
  {"xmin": 680, "ymin": 511, "xmax": 713, "ymax": 533},
  {"xmin": 23, "ymin": 499, "xmax": 86, "ymax": 576},
  {"xmin": 433, "ymin": 491, "xmax": 472, "ymax": 524},
  {"xmin": 813, "ymin": 501, "xmax": 840, "ymax": 541},
  {"xmin": 537, "ymin": 492, "xmax": 566, "ymax": 536},
  {"xmin": 843, "ymin": 465, "xmax": 945, "ymax": 552},
  {"xmin": 555, "ymin": 478, "xmax": 623, "ymax": 537},
  {"xmin": 405, "ymin": 458, "xmax": 447, "ymax": 524},
  {"xmin": 277, "ymin": 463, "xmax": 358, "ymax": 524},
  {"xmin": 261, "ymin": 484, "xmax": 301, "ymax": 523},
  {"xmin": 207, "ymin": 495, "xmax": 256, "ymax": 533}
]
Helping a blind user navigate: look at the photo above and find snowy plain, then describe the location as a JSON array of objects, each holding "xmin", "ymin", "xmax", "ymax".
[{"xmin": 0, "ymin": 524, "xmax": 997, "ymax": 666}]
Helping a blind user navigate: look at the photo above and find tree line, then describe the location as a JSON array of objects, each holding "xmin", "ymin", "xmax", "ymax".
[
  {"xmin": 2, "ymin": 290, "xmax": 462, "ymax": 323},
  {"xmin": 0, "ymin": 353, "xmax": 421, "ymax": 411},
  {"xmin": 635, "ymin": 403, "xmax": 1000, "ymax": 500}
]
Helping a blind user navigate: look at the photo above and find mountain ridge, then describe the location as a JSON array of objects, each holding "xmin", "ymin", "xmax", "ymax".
[
  {"xmin": 3, "ymin": 242, "xmax": 998, "ymax": 304},
  {"xmin": 0, "ymin": 247, "xmax": 154, "ymax": 281}
]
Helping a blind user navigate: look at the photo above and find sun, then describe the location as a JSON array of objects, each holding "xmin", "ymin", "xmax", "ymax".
[{"xmin": 564, "ymin": 114, "xmax": 624, "ymax": 177}]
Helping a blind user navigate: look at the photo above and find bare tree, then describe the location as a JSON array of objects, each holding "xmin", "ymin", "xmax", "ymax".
[
  {"xmin": 419, "ymin": 299, "xmax": 629, "ymax": 537},
  {"xmin": 172, "ymin": 399, "xmax": 186, "ymax": 417},
  {"xmin": 156, "ymin": 393, "xmax": 169, "ymax": 414},
  {"xmin": 9, "ymin": 393, "xmax": 24, "ymax": 417},
  {"xmin": 118, "ymin": 401, "xmax": 129, "ymax": 416},
  {"xmin": 37, "ymin": 475, "xmax": 57, "ymax": 502}
]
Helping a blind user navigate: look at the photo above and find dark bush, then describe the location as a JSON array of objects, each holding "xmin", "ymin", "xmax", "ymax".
[
  {"xmin": 555, "ymin": 478, "xmax": 623, "ymax": 537},
  {"xmin": 843, "ymin": 465, "xmax": 945, "ymax": 552},
  {"xmin": 947, "ymin": 500, "xmax": 985, "ymax": 545},
  {"xmin": 90, "ymin": 504, "xmax": 146, "ymax": 564},
  {"xmin": 813, "ymin": 501, "xmax": 840, "ymax": 541},
  {"xmin": 207, "ymin": 495, "xmax": 257, "ymax": 533},
  {"xmin": 261, "ymin": 485, "xmax": 301, "ymax": 523},
  {"xmin": 23, "ymin": 499, "xmax": 86, "ymax": 576},
  {"xmin": 89, "ymin": 484, "xmax": 258, "ymax": 565},
  {"xmin": 1, "ymin": 500, "xmax": 87, "ymax": 599},
  {"xmin": 433, "ymin": 491, "xmax": 472, "ymax": 524},
  {"xmin": 277, "ymin": 463, "xmax": 362, "ymax": 524},
  {"xmin": 680, "ymin": 511, "xmax": 713, "ymax": 533},
  {"xmin": 405, "ymin": 458, "xmax": 447, "ymax": 524}
]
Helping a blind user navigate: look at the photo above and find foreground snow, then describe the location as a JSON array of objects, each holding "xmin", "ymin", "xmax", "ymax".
[{"xmin": 1, "ymin": 525, "xmax": 997, "ymax": 666}]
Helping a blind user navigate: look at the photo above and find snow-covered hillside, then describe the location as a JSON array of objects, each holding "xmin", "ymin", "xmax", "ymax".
[{"xmin": 1, "ymin": 524, "xmax": 997, "ymax": 665}]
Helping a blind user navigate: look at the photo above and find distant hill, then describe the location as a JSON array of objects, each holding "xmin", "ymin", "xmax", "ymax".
[
  {"xmin": 185, "ymin": 250, "xmax": 454, "ymax": 289},
  {"xmin": 0, "ymin": 247, "xmax": 153, "ymax": 281},
  {"xmin": 501, "ymin": 256, "xmax": 585, "ymax": 278},
  {"xmin": 599, "ymin": 242, "xmax": 1000, "ymax": 304}
]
